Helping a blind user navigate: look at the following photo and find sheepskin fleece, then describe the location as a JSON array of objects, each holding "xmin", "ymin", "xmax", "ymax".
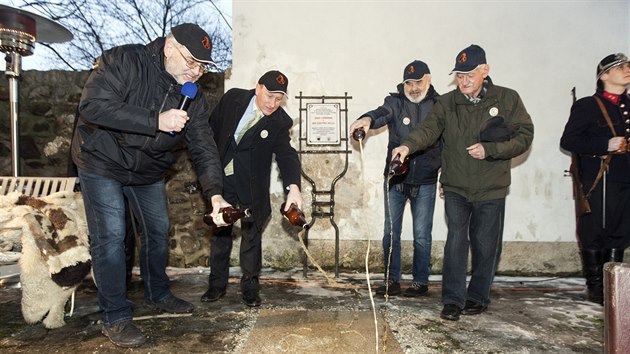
[{"xmin": 0, "ymin": 191, "xmax": 91, "ymax": 329}]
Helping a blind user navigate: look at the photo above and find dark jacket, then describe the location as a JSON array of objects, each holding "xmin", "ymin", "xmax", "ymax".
[
  {"xmin": 560, "ymin": 89, "xmax": 630, "ymax": 184},
  {"xmin": 209, "ymin": 88, "xmax": 301, "ymax": 228},
  {"xmin": 362, "ymin": 84, "xmax": 441, "ymax": 185},
  {"xmin": 402, "ymin": 77, "xmax": 534, "ymax": 201},
  {"xmin": 71, "ymin": 38, "xmax": 223, "ymax": 201}
]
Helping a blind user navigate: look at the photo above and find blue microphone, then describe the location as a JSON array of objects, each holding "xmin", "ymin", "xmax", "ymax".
[{"xmin": 169, "ymin": 82, "xmax": 198, "ymax": 135}]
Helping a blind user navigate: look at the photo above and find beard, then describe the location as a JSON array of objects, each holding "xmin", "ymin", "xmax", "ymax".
[{"xmin": 405, "ymin": 90, "xmax": 426, "ymax": 103}]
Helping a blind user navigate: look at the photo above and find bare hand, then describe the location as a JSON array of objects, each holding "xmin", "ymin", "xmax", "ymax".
[
  {"xmin": 284, "ymin": 184, "xmax": 304, "ymax": 211},
  {"xmin": 159, "ymin": 109, "xmax": 189, "ymax": 133},
  {"xmin": 608, "ymin": 137, "xmax": 627, "ymax": 154},
  {"xmin": 210, "ymin": 194, "xmax": 232, "ymax": 227},
  {"xmin": 466, "ymin": 143, "xmax": 486, "ymax": 160},
  {"xmin": 349, "ymin": 117, "xmax": 371, "ymax": 136},
  {"xmin": 391, "ymin": 145, "xmax": 410, "ymax": 162}
]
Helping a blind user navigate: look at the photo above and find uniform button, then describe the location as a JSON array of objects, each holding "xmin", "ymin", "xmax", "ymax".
[
  {"xmin": 621, "ymin": 104, "xmax": 626, "ymax": 108},
  {"xmin": 626, "ymin": 119, "xmax": 630, "ymax": 124}
]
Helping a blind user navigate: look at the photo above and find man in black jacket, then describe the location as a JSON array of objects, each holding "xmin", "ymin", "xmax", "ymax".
[
  {"xmin": 350, "ymin": 60, "xmax": 441, "ymax": 298},
  {"xmin": 560, "ymin": 53, "xmax": 630, "ymax": 304},
  {"xmin": 201, "ymin": 70, "xmax": 303, "ymax": 307},
  {"xmin": 71, "ymin": 23, "xmax": 229, "ymax": 348}
]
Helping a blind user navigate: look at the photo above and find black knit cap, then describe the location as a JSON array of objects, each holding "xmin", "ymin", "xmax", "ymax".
[
  {"xmin": 258, "ymin": 70, "xmax": 289, "ymax": 96},
  {"xmin": 171, "ymin": 23, "xmax": 213, "ymax": 63},
  {"xmin": 597, "ymin": 53, "xmax": 629, "ymax": 78}
]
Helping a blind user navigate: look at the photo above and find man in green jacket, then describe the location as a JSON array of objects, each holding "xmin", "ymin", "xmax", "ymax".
[{"xmin": 392, "ymin": 44, "xmax": 534, "ymax": 321}]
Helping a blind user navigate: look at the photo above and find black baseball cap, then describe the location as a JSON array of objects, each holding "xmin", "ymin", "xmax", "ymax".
[
  {"xmin": 403, "ymin": 60, "xmax": 430, "ymax": 82},
  {"xmin": 258, "ymin": 70, "xmax": 289, "ymax": 96},
  {"xmin": 597, "ymin": 53, "xmax": 629, "ymax": 78},
  {"xmin": 451, "ymin": 44, "xmax": 486, "ymax": 74},
  {"xmin": 171, "ymin": 23, "xmax": 214, "ymax": 63}
]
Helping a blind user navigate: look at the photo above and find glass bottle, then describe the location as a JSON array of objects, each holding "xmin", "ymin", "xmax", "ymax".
[
  {"xmin": 388, "ymin": 155, "xmax": 409, "ymax": 176},
  {"xmin": 280, "ymin": 202, "xmax": 308, "ymax": 229},
  {"xmin": 352, "ymin": 127, "xmax": 366, "ymax": 141},
  {"xmin": 203, "ymin": 206, "xmax": 251, "ymax": 226}
]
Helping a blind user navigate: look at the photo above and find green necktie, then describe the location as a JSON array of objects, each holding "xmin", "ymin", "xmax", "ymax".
[{"xmin": 236, "ymin": 109, "xmax": 262, "ymax": 144}]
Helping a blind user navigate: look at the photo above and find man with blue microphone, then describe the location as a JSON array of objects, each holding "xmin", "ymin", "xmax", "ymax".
[{"xmin": 71, "ymin": 23, "xmax": 230, "ymax": 348}]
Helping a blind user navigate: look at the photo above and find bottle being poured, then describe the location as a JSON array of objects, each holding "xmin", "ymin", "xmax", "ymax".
[
  {"xmin": 388, "ymin": 154, "xmax": 409, "ymax": 176},
  {"xmin": 280, "ymin": 202, "xmax": 309, "ymax": 229},
  {"xmin": 352, "ymin": 127, "xmax": 366, "ymax": 141},
  {"xmin": 203, "ymin": 206, "xmax": 251, "ymax": 227}
]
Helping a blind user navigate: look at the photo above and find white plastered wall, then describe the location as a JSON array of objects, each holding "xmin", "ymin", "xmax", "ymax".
[{"xmin": 228, "ymin": 0, "xmax": 629, "ymax": 245}]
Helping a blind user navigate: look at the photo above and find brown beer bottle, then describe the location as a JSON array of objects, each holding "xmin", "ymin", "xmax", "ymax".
[
  {"xmin": 203, "ymin": 206, "xmax": 251, "ymax": 226},
  {"xmin": 352, "ymin": 127, "xmax": 366, "ymax": 141},
  {"xmin": 280, "ymin": 202, "xmax": 309, "ymax": 229},
  {"xmin": 388, "ymin": 155, "xmax": 409, "ymax": 176}
]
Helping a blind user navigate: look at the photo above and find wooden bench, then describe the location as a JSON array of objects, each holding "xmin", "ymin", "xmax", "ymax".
[{"xmin": 0, "ymin": 177, "xmax": 77, "ymax": 197}]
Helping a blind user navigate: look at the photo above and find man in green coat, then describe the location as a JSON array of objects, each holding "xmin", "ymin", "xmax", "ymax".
[{"xmin": 392, "ymin": 44, "xmax": 534, "ymax": 321}]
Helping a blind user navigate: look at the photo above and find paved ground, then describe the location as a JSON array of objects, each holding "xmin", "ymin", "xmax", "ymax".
[{"xmin": 0, "ymin": 267, "xmax": 603, "ymax": 353}]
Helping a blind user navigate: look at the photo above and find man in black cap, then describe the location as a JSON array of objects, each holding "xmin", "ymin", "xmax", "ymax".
[
  {"xmin": 201, "ymin": 70, "xmax": 303, "ymax": 307},
  {"xmin": 71, "ymin": 23, "xmax": 230, "ymax": 347},
  {"xmin": 392, "ymin": 45, "xmax": 534, "ymax": 320},
  {"xmin": 350, "ymin": 60, "xmax": 441, "ymax": 298},
  {"xmin": 560, "ymin": 53, "xmax": 630, "ymax": 304}
]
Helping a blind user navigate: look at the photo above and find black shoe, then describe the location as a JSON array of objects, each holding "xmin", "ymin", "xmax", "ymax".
[
  {"xmin": 440, "ymin": 304, "xmax": 462, "ymax": 321},
  {"xmin": 242, "ymin": 289, "xmax": 262, "ymax": 307},
  {"xmin": 102, "ymin": 321, "xmax": 146, "ymax": 348},
  {"xmin": 403, "ymin": 283, "xmax": 428, "ymax": 297},
  {"xmin": 375, "ymin": 281, "xmax": 401, "ymax": 296},
  {"xmin": 148, "ymin": 294, "xmax": 194, "ymax": 313},
  {"xmin": 462, "ymin": 300, "xmax": 488, "ymax": 315},
  {"xmin": 201, "ymin": 287, "xmax": 226, "ymax": 302}
]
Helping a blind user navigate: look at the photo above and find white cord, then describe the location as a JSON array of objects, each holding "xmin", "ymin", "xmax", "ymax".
[
  {"xmin": 366, "ymin": 237, "xmax": 379, "ymax": 354},
  {"xmin": 68, "ymin": 289, "xmax": 75, "ymax": 317}
]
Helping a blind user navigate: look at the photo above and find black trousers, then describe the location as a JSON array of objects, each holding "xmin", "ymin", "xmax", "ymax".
[
  {"xmin": 208, "ymin": 175, "xmax": 262, "ymax": 291},
  {"xmin": 578, "ymin": 179, "xmax": 630, "ymax": 250}
]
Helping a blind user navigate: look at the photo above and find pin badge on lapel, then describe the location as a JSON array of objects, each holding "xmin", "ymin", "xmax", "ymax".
[
  {"xmin": 260, "ymin": 130, "xmax": 269, "ymax": 139},
  {"xmin": 403, "ymin": 117, "xmax": 411, "ymax": 125},
  {"xmin": 489, "ymin": 107, "xmax": 499, "ymax": 117}
]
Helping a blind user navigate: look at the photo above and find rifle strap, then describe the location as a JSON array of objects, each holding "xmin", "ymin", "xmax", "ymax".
[{"xmin": 584, "ymin": 95, "xmax": 617, "ymax": 199}]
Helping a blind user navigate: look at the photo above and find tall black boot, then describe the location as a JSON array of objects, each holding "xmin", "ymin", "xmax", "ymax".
[
  {"xmin": 581, "ymin": 248, "xmax": 604, "ymax": 305},
  {"xmin": 604, "ymin": 248, "xmax": 625, "ymax": 263}
]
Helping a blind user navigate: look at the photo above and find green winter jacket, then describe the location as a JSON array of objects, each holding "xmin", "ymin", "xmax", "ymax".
[{"xmin": 401, "ymin": 77, "xmax": 534, "ymax": 201}]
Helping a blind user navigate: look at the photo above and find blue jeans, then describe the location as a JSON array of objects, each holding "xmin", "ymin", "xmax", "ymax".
[
  {"xmin": 382, "ymin": 181, "xmax": 436, "ymax": 285},
  {"xmin": 442, "ymin": 191, "xmax": 505, "ymax": 308},
  {"xmin": 79, "ymin": 170, "xmax": 172, "ymax": 326}
]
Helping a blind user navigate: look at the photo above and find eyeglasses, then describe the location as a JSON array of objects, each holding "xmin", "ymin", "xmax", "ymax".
[{"xmin": 173, "ymin": 45, "xmax": 211, "ymax": 74}]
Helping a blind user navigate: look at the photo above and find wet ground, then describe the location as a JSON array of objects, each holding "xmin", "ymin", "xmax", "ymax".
[{"xmin": 0, "ymin": 267, "xmax": 603, "ymax": 353}]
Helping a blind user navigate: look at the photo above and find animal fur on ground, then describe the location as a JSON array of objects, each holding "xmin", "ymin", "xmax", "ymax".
[{"xmin": 0, "ymin": 191, "xmax": 91, "ymax": 329}]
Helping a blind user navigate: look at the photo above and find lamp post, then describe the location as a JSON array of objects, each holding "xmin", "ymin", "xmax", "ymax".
[{"xmin": 0, "ymin": 5, "xmax": 72, "ymax": 176}]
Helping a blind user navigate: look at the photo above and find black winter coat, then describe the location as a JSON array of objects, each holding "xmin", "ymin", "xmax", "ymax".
[
  {"xmin": 71, "ymin": 38, "xmax": 223, "ymax": 201},
  {"xmin": 362, "ymin": 84, "xmax": 441, "ymax": 185}
]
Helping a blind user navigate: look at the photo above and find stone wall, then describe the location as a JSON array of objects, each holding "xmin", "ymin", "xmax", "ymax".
[{"xmin": 0, "ymin": 70, "xmax": 224, "ymax": 268}]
